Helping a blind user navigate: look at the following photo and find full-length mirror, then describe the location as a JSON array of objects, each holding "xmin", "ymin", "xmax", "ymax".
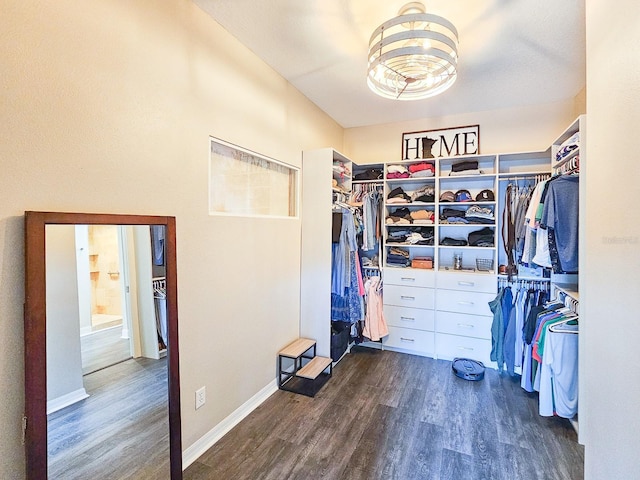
[{"xmin": 24, "ymin": 212, "xmax": 182, "ymax": 480}]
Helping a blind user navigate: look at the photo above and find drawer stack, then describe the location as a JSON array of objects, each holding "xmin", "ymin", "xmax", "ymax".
[
  {"xmin": 435, "ymin": 272, "xmax": 496, "ymax": 366},
  {"xmin": 382, "ymin": 268, "xmax": 435, "ymax": 356}
]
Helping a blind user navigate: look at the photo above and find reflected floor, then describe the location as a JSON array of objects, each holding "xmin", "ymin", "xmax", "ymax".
[
  {"xmin": 81, "ymin": 325, "xmax": 131, "ymax": 375},
  {"xmin": 48, "ymin": 357, "xmax": 169, "ymax": 480}
]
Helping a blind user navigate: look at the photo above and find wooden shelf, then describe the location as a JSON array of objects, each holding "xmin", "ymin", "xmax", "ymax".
[
  {"xmin": 278, "ymin": 338, "xmax": 316, "ymax": 358},
  {"xmin": 297, "ymin": 356, "xmax": 332, "ymax": 379}
]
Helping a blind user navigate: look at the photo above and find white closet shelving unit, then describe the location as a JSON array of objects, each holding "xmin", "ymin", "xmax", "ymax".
[
  {"xmin": 301, "ymin": 117, "xmax": 585, "ymax": 396},
  {"xmin": 300, "ymin": 148, "xmax": 353, "ymax": 359},
  {"xmin": 437, "ymin": 154, "xmax": 497, "ymax": 273},
  {"xmin": 496, "ymin": 149, "xmax": 552, "ymax": 281},
  {"xmin": 549, "ymin": 115, "xmax": 586, "ymax": 444},
  {"xmin": 380, "ymin": 154, "xmax": 501, "ymax": 364}
]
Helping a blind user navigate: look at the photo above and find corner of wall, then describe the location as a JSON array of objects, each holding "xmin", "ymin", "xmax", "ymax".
[{"xmin": 573, "ymin": 86, "xmax": 587, "ymax": 116}]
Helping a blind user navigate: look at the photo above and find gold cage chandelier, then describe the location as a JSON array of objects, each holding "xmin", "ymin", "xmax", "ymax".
[{"xmin": 367, "ymin": 2, "xmax": 459, "ymax": 100}]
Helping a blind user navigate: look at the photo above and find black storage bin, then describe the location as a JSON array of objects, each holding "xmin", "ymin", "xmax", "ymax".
[{"xmin": 331, "ymin": 322, "xmax": 350, "ymax": 362}]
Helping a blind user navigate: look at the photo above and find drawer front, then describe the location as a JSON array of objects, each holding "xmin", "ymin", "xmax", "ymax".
[
  {"xmin": 384, "ymin": 326, "xmax": 435, "ymax": 355},
  {"xmin": 384, "ymin": 267, "xmax": 435, "ymax": 288},
  {"xmin": 384, "ymin": 285, "xmax": 435, "ymax": 310},
  {"xmin": 436, "ymin": 311, "xmax": 492, "ymax": 340},
  {"xmin": 384, "ymin": 305, "xmax": 435, "ymax": 332},
  {"xmin": 437, "ymin": 272, "xmax": 497, "ymax": 294},
  {"xmin": 435, "ymin": 333, "xmax": 492, "ymax": 365},
  {"xmin": 435, "ymin": 289, "xmax": 494, "ymax": 316}
]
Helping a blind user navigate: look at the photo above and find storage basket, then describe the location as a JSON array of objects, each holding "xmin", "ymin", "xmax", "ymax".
[{"xmin": 475, "ymin": 258, "xmax": 494, "ymax": 272}]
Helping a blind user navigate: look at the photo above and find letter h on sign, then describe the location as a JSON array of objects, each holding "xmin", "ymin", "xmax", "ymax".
[{"xmin": 402, "ymin": 125, "xmax": 480, "ymax": 160}]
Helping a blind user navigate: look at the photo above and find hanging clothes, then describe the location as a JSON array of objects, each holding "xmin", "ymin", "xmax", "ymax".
[
  {"xmin": 361, "ymin": 276, "xmax": 388, "ymax": 341},
  {"xmin": 540, "ymin": 175, "xmax": 580, "ymax": 273},
  {"xmin": 489, "ymin": 288, "xmax": 507, "ymax": 373},
  {"xmin": 330, "ymin": 208, "xmax": 364, "ymax": 324},
  {"xmin": 361, "ymin": 190, "xmax": 381, "ymax": 251},
  {"xmin": 538, "ymin": 322, "xmax": 579, "ymax": 418}
]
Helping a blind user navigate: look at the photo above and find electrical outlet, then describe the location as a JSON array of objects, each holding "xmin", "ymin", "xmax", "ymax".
[{"xmin": 195, "ymin": 386, "xmax": 206, "ymax": 410}]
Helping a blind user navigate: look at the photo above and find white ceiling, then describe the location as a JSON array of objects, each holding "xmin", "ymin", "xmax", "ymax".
[{"xmin": 193, "ymin": 0, "xmax": 586, "ymax": 128}]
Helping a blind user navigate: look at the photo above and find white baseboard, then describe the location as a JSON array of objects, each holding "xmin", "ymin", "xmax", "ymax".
[
  {"xmin": 182, "ymin": 379, "xmax": 278, "ymax": 469},
  {"xmin": 47, "ymin": 388, "xmax": 90, "ymax": 414}
]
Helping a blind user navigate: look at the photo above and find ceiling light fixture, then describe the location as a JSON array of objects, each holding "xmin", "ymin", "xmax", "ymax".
[{"xmin": 367, "ymin": 2, "xmax": 459, "ymax": 100}]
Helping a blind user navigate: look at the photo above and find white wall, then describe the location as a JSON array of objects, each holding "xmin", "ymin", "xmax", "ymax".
[
  {"xmin": 344, "ymin": 100, "xmax": 579, "ymax": 163},
  {"xmin": 75, "ymin": 225, "xmax": 93, "ymax": 336},
  {"xmin": 584, "ymin": 1, "xmax": 640, "ymax": 478},
  {"xmin": 0, "ymin": 0, "xmax": 342, "ymax": 477},
  {"xmin": 45, "ymin": 226, "xmax": 85, "ymax": 404},
  {"xmin": 132, "ymin": 225, "xmax": 160, "ymax": 360}
]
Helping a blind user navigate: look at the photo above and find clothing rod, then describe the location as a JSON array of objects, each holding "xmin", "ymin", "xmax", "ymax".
[{"xmin": 498, "ymin": 175, "xmax": 551, "ymax": 182}]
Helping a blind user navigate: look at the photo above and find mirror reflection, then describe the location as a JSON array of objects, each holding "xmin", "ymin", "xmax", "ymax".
[{"xmin": 45, "ymin": 224, "xmax": 170, "ymax": 479}]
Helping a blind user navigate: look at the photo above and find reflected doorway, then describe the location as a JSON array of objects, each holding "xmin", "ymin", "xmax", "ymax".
[{"xmin": 79, "ymin": 225, "xmax": 132, "ymax": 375}]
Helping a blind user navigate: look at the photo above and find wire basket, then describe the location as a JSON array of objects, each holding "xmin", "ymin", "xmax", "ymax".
[{"xmin": 476, "ymin": 258, "xmax": 494, "ymax": 272}]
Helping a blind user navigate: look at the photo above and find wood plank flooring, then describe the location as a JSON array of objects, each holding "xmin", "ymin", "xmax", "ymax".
[
  {"xmin": 81, "ymin": 325, "xmax": 131, "ymax": 375},
  {"xmin": 47, "ymin": 357, "xmax": 169, "ymax": 480},
  {"xmin": 185, "ymin": 348, "xmax": 584, "ymax": 480}
]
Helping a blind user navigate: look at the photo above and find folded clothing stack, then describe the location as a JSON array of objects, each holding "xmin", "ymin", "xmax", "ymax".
[
  {"xmin": 410, "ymin": 209, "xmax": 435, "ymax": 224},
  {"xmin": 354, "ymin": 168, "xmax": 383, "ymax": 180},
  {"xmin": 386, "ymin": 247, "xmax": 411, "ymax": 268},
  {"xmin": 387, "ymin": 164, "xmax": 410, "ymax": 179},
  {"xmin": 405, "ymin": 229, "xmax": 434, "ymax": 245},
  {"xmin": 449, "ymin": 160, "xmax": 482, "ymax": 176},
  {"xmin": 440, "ymin": 208, "xmax": 467, "ymax": 224},
  {"xmin": 441, "ymin": 237, "xmax": 468, "ymax": 246},
  {"xmin": 465, "ymin": 205, "xmax": 495, "ymax": 224},
  {"xmin": 386, "ymin": 228, "xmax": 412, "ymax": 243},
  {"xmin": 387, "ymin": 187, "xmax": 411, "ymax": 204},
  {"xmin": 386, "ymin": 207, "xmax": 412, "ymax": 224},
  {"xmin": 468, "ymin": 227, "xmax": 494, "ymax": 247},
  {"xmin": 387, "ymin": 207, "xmax": 434, "ymax": 225},
  {"xmin": 411, "ymin": 185, "xmax": 435, "ymax": 202},
  {"xmin": 386, "ymin": 226, "xmax": 434, "ymax": 245},
  {"xmin": 555, "ymin": 132, "xmax": 580, "ymax": 162},
  {"xmin": 408, "ymin": 162, "xmax": 435, "ymax": 178}
]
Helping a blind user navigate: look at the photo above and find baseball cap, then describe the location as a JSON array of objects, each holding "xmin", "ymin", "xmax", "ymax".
[
  {"xmin": 475, "ymin": 189, "xmax": 495, "ymax": 201},
  {"xmin": 439, "ymin": 191, "xmax": 455, "ymax": 202},
  {"xmin": 455, "ymin": 189, "xmax": 473, "ymax": 202}
]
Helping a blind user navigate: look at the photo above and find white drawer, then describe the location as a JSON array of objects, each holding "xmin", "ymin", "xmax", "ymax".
[
  {"xmin": 437, "ymin": 272, "xmax": 497, "ymax": 294},
  {"xmin": 384, "ymin": 305, "xmax": 435, "ymax": 331},
  {"xmin": 383, "ymin": 326, "xmax": 435, "ymax": 355},
  {"xmin": 435, "ymin": 332, "xmax": 492, "ymax": 365},
  {"xmin": 384, "ymin": 285, "xmax": 435, "ymax": 310},
  {"xmin": 384, "ymin": 267, "xmax": 435, "ymax": 288},
  {"xmin": 436, "ymin": 311, "xmax": 492, "ymax": 340},
  {"xmin": 435, "ymin": 289, "xmax": 494, "ymax": 316}
]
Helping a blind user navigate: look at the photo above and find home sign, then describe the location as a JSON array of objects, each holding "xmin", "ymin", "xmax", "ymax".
[{"xmin": 402, "ymin": 125, "xmax": 480, "ymax": 160}]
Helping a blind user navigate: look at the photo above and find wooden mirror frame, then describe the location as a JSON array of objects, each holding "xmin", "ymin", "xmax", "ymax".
[{"xmin": 24, "ymin": 211, "xmax": 182, "ymax": 480}]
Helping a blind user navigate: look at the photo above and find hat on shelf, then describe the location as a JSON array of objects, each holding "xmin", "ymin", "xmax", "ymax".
[
  {"xmin": 439, "ymin": 190, "xmax": 455, "ymax": 202},
  {"xmin": 475, "ymin": 189, "xmax": 495, "ymax": 201},
  {"xmin": 455, "ymin": 189, "xmax": 473, "ymax": 202}
]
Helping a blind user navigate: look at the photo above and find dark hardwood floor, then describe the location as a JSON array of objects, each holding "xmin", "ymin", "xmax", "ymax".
[
  {"xmin": 48, "ymin": 357, "xmax": 169, "ymax": 480},
  {"xmin": 185, "ymin": 348, "xmax": 584, "ymax": 480}
]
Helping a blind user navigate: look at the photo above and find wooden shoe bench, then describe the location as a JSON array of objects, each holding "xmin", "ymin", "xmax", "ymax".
[{"xmin": 278, "ymin": 338, "xmax": 332, "ymax": 397}]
